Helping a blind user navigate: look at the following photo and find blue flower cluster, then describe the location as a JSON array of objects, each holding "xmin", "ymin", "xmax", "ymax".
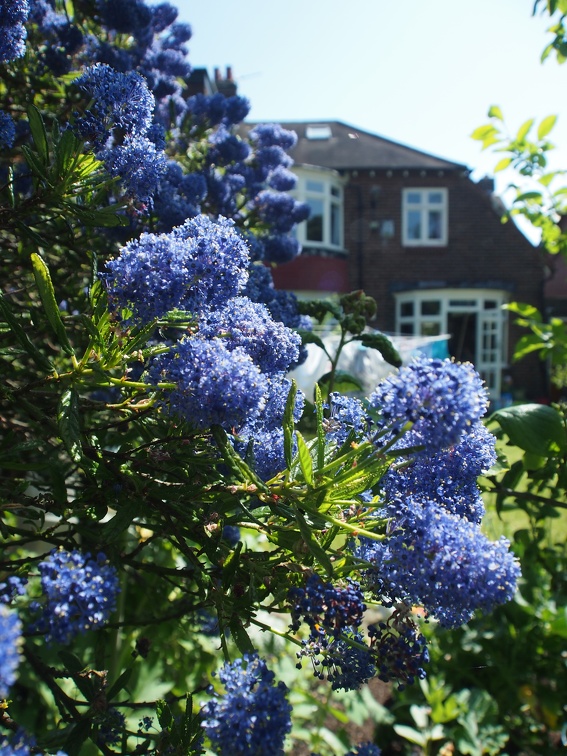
[
  {"xmin": 368, "ymin": 610, "xmax": 429, "ymax": 689},
  {"xmin": 354, "ymin": 498, "xmax": 520, "ymax": 628},
  {"xmin": 0, "ymin": 730, "xmax": 67, "ymax": 756},
  {"xmin": 0, "ymin": 111, "xmax": 16, "ymax": 150},
  {"xmin": 0, "ymin": 604, "xmax": 22, "ymax": 697},
  {"xmin": 381, "ymin": 420, "xmax": 496, "ymax": 523},
  {"xmin": 325, "ymin": 392, "xmax": 371, "ymax": 447},
  {"xmin": 201, "ymin": 654, "xmax": 292, "ymax": 755},
  {"xmin": 32, "ymin": 549, "xmax": 119, "ymax": 644},
  {"xmin": 104, "ymin": 215, "xmax": 250, "ymax": 322},
  {"xmin": 289, "ymin": 575, "xmax": 377, "ymax": 691},
  {"xmin": 73, "ymin": 63, "xmax": 166, "ymax": 206},
  {"xmin": 369, "ymin": 356, "xmax": 489, "ymax": 452},
  {"xmin": 0, "ymin": 0, "xmax": 30, "ymax": 63},
  {"xmin": 289, "ymin": 574, "xmax": 366, "ymax": 639}
]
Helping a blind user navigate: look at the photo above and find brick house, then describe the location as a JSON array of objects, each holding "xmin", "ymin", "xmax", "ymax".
[
  {"xmin": 253, "ymin": 121, "xmax": 547, "ymax": 402},
  {"xmin": 187, "ymin": 69, "xmax": 547, "ymax": 401}
]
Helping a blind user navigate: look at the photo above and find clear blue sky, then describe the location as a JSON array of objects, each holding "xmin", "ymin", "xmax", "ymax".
[{"xmin": 175, "ymin": 0, "xmax": 565, "ymax": 186}]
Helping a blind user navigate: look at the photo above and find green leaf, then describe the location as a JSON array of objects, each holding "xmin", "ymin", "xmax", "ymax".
[
  {"xmin": 54, "ymin": 127, "xmax": 78, "ymax": 177},
  {"xmin": 297, "ymin": 329, "xmax": 327, "ymax": 352},
  {"xmin": 491, "ymin": 403, "xmax": 567, "ymax": 456},
  {"xmin": 537, "ymin": 114, "xmax": 557, "ymax": 139},
  {"xmin": 318, "ymin": 370, "xmax": 364, "ymax": 393},
  {"xmin": 21, "ymin": 144, "xmax": 49, "ymax": 180},
  {"xmin": 31, "ymin": 253, "xmax": 74, "ymax": 356},
  {"xmin": 156, "ymin": 700, "xmax": 173, "ymax": 730},
  {"xmin": 516, "ymin": 118, "xmax": 535, "ymax": 142},
  {"xmin": 296, "ymin": 431, "xmax": 313, "ymax": 485},
  {"xmin": 393, "ymin": 724, "xmax": 427, "ymax": 746},
  {"xmin": 64, "ymin": 720, "xmax": 91, "ymax": 756},
  {"xmin": 106, "ymin": 667, "xmax": 133, "ymax": 701},
  {"xmin": 102, "ymin": 500, "xmax": 141, "ymax": 543},
  {"xmin": 494, "ymin": 156, "xmax": 513, "ymax": 172},
  {"xmin": 488, "ymin": 105, "xmax": 504, "ymax": 121},
  {"xmin": 27, "ymin": 104, "xmax": 49, "ymax": 164},
  {"xmin": 229, "ymin": 620, "xmax": 255, "ymax": 655},
  {"xmin": 294, "ymin": 508, "xmax": 333, "ymax": 575},
  {"xmin": 355, "ymin": 332, "xmax": 402, "ymax": 367},
  {"xmin": 314, "ymin": 383, "xmax": 325, "ymax": 472},
  {"xmin": 0, "ymin": 290, "xmax": 53, "ymax": 372},
  {"xmin": 283, "ymin": 379, "xmax": 298, "ymax": 469},
  {"xmin": 211, "ymin": 425, "xmax": 269, "ymax": 491},
  {"xmin": 57, "ymin": 387, "xmax": 82, "ymax": 463}
]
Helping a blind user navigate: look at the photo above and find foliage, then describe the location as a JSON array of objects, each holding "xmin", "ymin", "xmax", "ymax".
[{"xmin": 0, "ymin": 2, "xmax": 524, "ymax": 755}]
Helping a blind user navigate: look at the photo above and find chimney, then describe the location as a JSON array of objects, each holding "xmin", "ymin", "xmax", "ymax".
[{"xmin": 215, "ymin": 66, "xmax": 237, "ymax": 97}]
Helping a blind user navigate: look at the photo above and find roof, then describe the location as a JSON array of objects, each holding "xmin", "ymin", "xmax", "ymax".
[{"xmin": 242, "ymin": 120, "xmax": 468, "ymax": 172}]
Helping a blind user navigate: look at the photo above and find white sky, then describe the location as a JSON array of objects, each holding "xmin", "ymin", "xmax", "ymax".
[{"xmin": 175, "ymin": 0, "xmax": 567, "ymax": 234}]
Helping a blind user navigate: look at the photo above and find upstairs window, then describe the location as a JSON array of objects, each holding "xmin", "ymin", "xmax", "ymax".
[
  {"xmin": 402, "ymin": 188, "xmax": 448, "ymax": 246},
  {"xmin": 294, "ymin": 169, "xmax": 344, "ymax": 251}
]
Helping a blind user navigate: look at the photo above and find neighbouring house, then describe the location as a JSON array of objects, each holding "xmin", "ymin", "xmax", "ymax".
[
  {"xmin": 189, "ymin": 69, "xmax": 548, "ymax": 403},
  {"xmin": 252, "ymin": 120, "xmax": 548, "ymax": 403}
]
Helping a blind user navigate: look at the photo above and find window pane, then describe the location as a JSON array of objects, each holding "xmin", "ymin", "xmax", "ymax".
[
  {"xmin": 306, "ymin": 198, "xmax": 324, "ymax": 241},
  {"xmin": 421, "ymin": 300, "xmax": 440, "ymax": 315},
  {"xmin": 428, "ymin": 192, "xmax": 443, "ymax": 204},
  {"xmin": 331, "ymin": 186, "xmax": 340, "ymax": 197},
  {"xmin": 400, "ymin": 301, "xmax": 414, "ymax": 317},
  {"xmin": 421, "ymin": 322, "xmax": 441, "ymax": 336},
  {"xmin": 407, "ymin": 192, "xmax": 422, "ymax": 204},
  {"xmin": 400, "ymin": 323, "xmax": 414, "ymax": 335},
  {"xmin": 306, "ymin": 180, "xmax": 324, "ymax": 193},
  {"xmin": 330, "ymin": 203, "xmax": 341, "ymax": 246},
  {"xmin": 428, "ymin": 210, "xmax": 442, "ymax": 239},
  {"xmin": 407, "ymin": 210, "xmax": 422, "ymax": 239}
]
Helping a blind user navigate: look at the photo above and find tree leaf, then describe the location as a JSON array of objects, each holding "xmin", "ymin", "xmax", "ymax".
[
  {"xmin": 0, "ymin": 290, "xmax": 53, "ymax": 372},
  {"xmin": 491, "ymin": 403, "xmax": 567, "ymax": 456},
  {"xmin": 294, "ymin": 508, "xmax": 333, "ymax": 575},
  {"xmin": 283, "ymin": 379, "xmax": 298, "ymax": 469},
  {"xmin": 314, "ymin": 383, "xmax": 325, "ymax": 472},
  {"xmin": 57, "ymin": 387, "xmax": 82, "ymax": 463},
  {"xmin": 27, "ymin": 104, "xmax": 49, "ymax": 164},
  {"xmin": 31, "ymin": 253, "xmax": 74, "ymax": 356},
  {"xmin": 537, "ymin": 114, "xmax": 557, "ymax": 139},
  {"xmin": 494, "ymin": 156, "xmax": 513, "ymax": 172},
  {"xmin": 488, "ymin": 105, "xmax": 504, "ymax": 121},
  {"xmin": 516, "ymin": 118, "xmax": 535, "ymax": 142},
  {"xmin": 296, "ymin": 431, "xmax": 313, "ymax": 485},
  {"xmin": 355, "ymin": 332, "xmax": 402, "ymax": 367}
]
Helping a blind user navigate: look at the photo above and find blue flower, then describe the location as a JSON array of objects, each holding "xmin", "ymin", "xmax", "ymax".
[
  {"xmin": 0, "ymin": 605, "xmax": 22, "ymax": 697},
  {"xmin": 146, "ymin": 338, "xmax": 268, "ymax": 431},
  {"xmin": 370, "ymin": 356, "xmax": 489, "ymax": 452},
  {"xmin": 381, "ymin": 420, "xmax": 496, "ymax": 523},
  {"xmin": 289, "ymin": 574, "xmax": 366, "ymax": 639},
  {"xmin": 32, "ymin": 549, "xmax": 119, "ymax": 644},
  {"xmin": 73, "ymin": 64, "xmax": 155, "ymax": 146},
  {"xmin": 325, "ymin": 392, "xmax": 371, "ymax": 447},
  {"xmin": 0, "ymin": 111, "xmax": 16, "ymax": 150},
  {"xmin": 0, "ymin": 1, "xmax": 29, "ymax": 63},
  {"xmin": 104, "ymin": 216, "xmax": 250, "ymax": 323},
  {"xmin": 201, "ymin": 654, "xmax": 292, "ymax": 756},
  {"xmin": 99, "ymin": 135, "xmax": 167, "ymax": 206},
  {"xmin": 354, "ymin": 498, "xmax": 520, "ymax": 628},
  {"xmin": 249, "ymin": 123, "xmax": 297, "ymax": 151},
  {"xmin": 198, "ymin": 297, "xmax": 301, "ymax": 375}
]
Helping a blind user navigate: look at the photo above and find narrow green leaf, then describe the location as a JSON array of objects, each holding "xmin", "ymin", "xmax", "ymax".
[
  {"xmin": 537, "ymin": 114, "xmax": 557, "ymax": 139},
  {"xmin": 21, "ymin": 144, "xmax": 49, "ymax": 180},
  {"xmin": 229, "ymin": 620, "xmax": 255, "ymax": 655},
  {"xmin": 494, "ymin": 156, "xmax": 513, "ymax": 172},
  {"xmin": 283, "ymin": 380, "xmax": 298, "ymax": 468},
  {"xmin": 294, "ymin": 508, "xmax": 333, "ymax": 575},
  {"xmin": 54, "ymin": 127, "xmax": 78, "ymax": 177},
  {"xmin": 57, "ymin": 387, "xmax": 82, "ymax": 463},
  {"xmin": 31, "ymin": 253, "xmax": 75, "ymax": 356},
  {"xmin": 318, "ymin": 370, "xmax": 364, "ymax": 393},
  {"xmin": 156, "ymin": 700, "xmax": 173, "ymax": 730},
  {"xmin": 0, "ymin": 291, "xmax": 53, "ymax": 372},
  {"xmin": 27, "ymin": 104, "xmax": 49, "ymax": 164},
  {"xmin": 64, "ymin": 720, "xmax": 91, "ymax": 756},
  {"xmin": 210, "ymin": 425, "xmax": 269, "ymax": 491},
  {"xmin": 296, "ymin": 431, "xmax": 313, "ymax": 485},
  {"xmin": 470, "ymin": 124, "xmax": 498, "ymax": 141},
  {"xmin": 516, "ymin": 118, "xmax": 535, "ymax": 142},
  {"xmin": 297, "ymin": 329, "xmax": 327, "ymax": 351},
  {"xmin": 314, "ymin": 383, "xmax": 325, "ymax": 472},
  {"xmin": 102, "ymin": 501, "xmax": 141, "ymax": 543},
  {"xmin": 106, "ymin": 667, "xmax": 133, "ymax": 701}
]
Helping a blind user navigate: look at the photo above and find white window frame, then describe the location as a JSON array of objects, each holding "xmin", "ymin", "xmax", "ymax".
[
  {"xmin": 402, "ymin": 188, "xmax": 448, "ymax": 247},
  {"xmin": 395, "ymin": 288, "xmax": 508, "ymax": 398},
  {"xmin": 293, "ymin": 167, "xmax": 345, "ymax": 252}
]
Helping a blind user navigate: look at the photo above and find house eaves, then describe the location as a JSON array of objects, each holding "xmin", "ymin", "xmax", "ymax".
[{"xmin": 242, "ymin": 120, "xmax": 468, "ymax": 173}]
